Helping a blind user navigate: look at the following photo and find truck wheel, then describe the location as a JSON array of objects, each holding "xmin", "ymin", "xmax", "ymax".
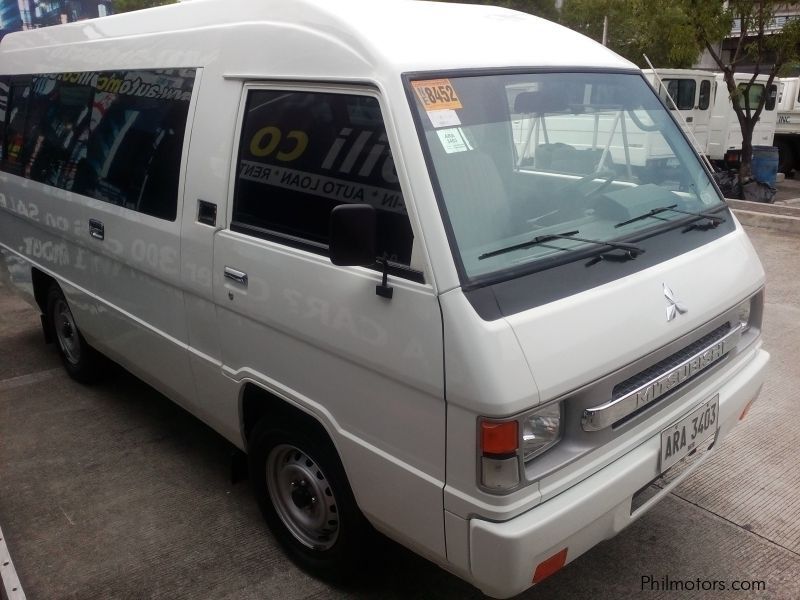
[
  {"xmin": 248, "ymin": 418, "xmax": 373, "ymax": 580},
  {"xmin": 46, "ymin": 283, "xmax": 102, "ymax": 383}
]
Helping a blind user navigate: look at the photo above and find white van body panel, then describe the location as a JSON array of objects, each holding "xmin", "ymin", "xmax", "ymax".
[
  {"xmin": 507, "ymin": 223, "xmax": 763, "ymax": 404},
  {"xmin": 0, "ymin": 1, "xmax": 770, "ymax": 598}
]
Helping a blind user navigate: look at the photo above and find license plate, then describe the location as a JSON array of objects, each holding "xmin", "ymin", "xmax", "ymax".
[{"xmin": 659, "ymin": 395, "xmax": 719, "ymax": 473}]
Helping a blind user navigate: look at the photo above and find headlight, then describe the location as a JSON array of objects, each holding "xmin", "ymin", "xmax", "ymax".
[
  {"xmin": 479, "ymin": 402, "xmax": 563, "ymax": 493},
  {"xmin": 737, "ymin": 298, "xmax": 752, "ymax": 331},
  {"xmin": 521, "ymin": 403, "xmax": 562, "ymax": 461}
]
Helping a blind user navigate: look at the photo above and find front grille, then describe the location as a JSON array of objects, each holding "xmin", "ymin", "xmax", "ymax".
[
  {"xmin": 612, "ymin": 322, "xmax": 731, "ymax": 400},
  {"xmin": 610, "ymin": 322, "xmax": 732, "ymax": 427}
]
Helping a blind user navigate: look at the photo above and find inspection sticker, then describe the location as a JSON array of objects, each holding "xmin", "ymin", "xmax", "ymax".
[
  {"xmin": 427, "ymin": 109, "xmax": 461, "ymax": 128},
  {"xmin": 436, "ymin": 128, "xmax": 473, "ymax": 154},
  {"xmin": 412, "ymin": 79, "xmax": 463, "ymax": 111}
]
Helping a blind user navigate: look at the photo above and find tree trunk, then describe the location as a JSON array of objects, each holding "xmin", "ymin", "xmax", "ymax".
[{"xmin": 739, "ymin": 120, "xmax": 753, "ymax": 183}]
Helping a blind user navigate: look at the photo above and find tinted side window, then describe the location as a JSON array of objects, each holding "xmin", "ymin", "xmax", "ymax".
[
  {"xmin": 77, "ymin": 69, "xmax": 195, "ymax": 220},
  {"xmin": 233, "ymin": 90, "xmax": 414, "ymax": 268},
  {"xmin": 3, "ymin": 79, "xmax": 31, "ymax": 175},
  {"xmin": 0, "ymin": 69, "xmax": 195, "ymax": 222},
  {"xmin": 0, "ymin": 78, "xmax": 7, "ymax": 163},
  {"xmin": 699, "ymin": 80, "xmax": 711, "ymax": 110},
  {"xmin": 664, "ymin": 79, "xmax": 696, "ymax": 110},
  {"xmin": 23, "ymin": 75, "xmax": 93, "ymax": 189}
]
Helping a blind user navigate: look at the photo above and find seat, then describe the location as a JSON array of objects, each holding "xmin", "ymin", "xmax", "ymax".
[{"xmin": 433, "ymin": 148, "xmax": 513, "ymax": 252}]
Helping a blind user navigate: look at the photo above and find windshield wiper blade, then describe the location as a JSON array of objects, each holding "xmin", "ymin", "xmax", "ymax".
[
  {"xmin": 479, "ymin": 230, "xmax": 644, "ymax": 260},
  {"xmin": 615, "ymin": 204, "xmax": 726, "ymax": 229}
]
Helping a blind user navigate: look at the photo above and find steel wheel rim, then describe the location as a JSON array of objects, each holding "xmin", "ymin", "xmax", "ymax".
[
  {"xmin": 54, "ymin": 298, "xmax": 81, "ymax": 365},
  {"xmin": 266, "ymin": 444, "xmax": 340, "ymax": 550}
]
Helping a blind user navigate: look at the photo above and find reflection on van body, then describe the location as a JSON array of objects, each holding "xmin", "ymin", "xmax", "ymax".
[{"xmin": 0, "ymin": 2, "xmax": 769, "ymax": 599}]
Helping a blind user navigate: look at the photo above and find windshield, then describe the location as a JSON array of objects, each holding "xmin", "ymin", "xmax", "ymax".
[{"xmin": 408, "ymin": 72, "xmax": 724, "ymax": 282}]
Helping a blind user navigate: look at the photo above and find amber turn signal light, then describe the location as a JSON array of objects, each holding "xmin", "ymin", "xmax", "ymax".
[{"xmin": 480, "ymin": 420, "xmax": 518, "ymax": 455}]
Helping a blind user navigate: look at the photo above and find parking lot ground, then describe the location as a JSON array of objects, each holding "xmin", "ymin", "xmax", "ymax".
[{"xmin": 1, "ymin": 224, "xmax": 800, "ymax": 600}]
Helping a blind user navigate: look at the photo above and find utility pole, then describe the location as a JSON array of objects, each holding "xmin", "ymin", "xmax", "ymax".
[{"xmin": 602, "ymin": 14, "xmax": 609, "ymax": 46}]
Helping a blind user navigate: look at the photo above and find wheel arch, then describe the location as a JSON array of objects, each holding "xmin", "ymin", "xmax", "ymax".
[
  {"xmin": 31, "ymin": 267, "xmax": 56, "ymax": 314},
  {"xmin": 240, "ymin": 382, "xmax": 337, "ymax": 455},
  {"xmin": 31, "ymin": 267, "xmax": 58, "ymax": 341}
]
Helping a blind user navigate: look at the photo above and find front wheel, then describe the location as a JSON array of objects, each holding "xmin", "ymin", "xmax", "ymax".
[{"xmin": 248, "ymin": 419, "xmax": 374, "ymax": 580}]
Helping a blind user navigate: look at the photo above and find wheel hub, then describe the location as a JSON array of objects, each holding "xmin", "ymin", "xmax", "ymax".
[
  {"xmin": 53, "ymin": 299, "xmax": 81, "ymax": 365},
  {"xmin": 290, "ymin": 480, "xmax": 315, "ymax": 509},
  {"xmin": 266, "ymin": 444, "xmax": 340, "ymax": 550}
]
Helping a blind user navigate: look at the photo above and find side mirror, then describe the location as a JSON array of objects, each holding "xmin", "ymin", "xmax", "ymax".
[{"xmin": 329, "ymin": 204, "xmax": 377, "ymax": 266}]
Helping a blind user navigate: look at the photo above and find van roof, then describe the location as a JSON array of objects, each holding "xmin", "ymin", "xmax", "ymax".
[{"xmin": 0, "ymin": 0, "xmax": 634, "ymax": 78}]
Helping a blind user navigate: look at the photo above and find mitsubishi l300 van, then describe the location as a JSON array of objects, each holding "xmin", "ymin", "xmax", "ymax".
[{"xmin": 0, "ymin": 0, "xmax": 769, "ymax": 597}]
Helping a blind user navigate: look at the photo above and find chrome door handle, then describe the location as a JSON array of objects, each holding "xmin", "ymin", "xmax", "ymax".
[
  {"xmin": 89, "ymin": 219, "xmax": 104, "ymax": 240},
  {"xmin": 224, "ymin": 266, "xmax": 248, "ymax": 286}
]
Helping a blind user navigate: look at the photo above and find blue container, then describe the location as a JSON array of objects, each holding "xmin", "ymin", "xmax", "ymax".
[{"xmin": 752, "ymin": 145, "xmax": 779, "ymax": 187}]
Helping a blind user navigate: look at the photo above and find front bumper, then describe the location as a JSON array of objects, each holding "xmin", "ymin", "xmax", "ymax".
[{"xmin": 467, "ymin": 346, "xmax": 769, "ymax": 599}]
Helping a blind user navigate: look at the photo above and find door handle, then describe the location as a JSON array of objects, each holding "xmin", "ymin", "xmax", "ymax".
[
  {"xmin": 224, "ymin": 266, "xmax": 248, "ymax": 286},
  {"xmin": 89, "ymin": 219, "xmax": 104, "ymax": 240},
  {"xmin": 685, "ymin": 116, "xmax": 694, "ymax": 123}
]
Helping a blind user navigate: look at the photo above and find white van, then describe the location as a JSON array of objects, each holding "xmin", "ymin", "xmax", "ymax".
[{"xmin": 0, "ymin": 1, "xmax": 769, "ymax": 597}]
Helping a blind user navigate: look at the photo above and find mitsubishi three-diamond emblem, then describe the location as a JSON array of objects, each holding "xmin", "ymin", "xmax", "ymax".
[{"xmin": 663, "ymin": 283, "xmax": 688, "ymax": 322}]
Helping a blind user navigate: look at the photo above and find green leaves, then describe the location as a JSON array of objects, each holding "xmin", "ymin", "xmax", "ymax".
[
  {"xmin": 113, "ymin": 0, "xmax": 177, "ymax": 13},
  {"xmin": 559, "ymin": 0, "xmax": 703, "ymax": 67}
]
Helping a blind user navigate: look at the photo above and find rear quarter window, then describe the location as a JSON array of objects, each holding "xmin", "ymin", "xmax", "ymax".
[{"xmin": 0, "ymin": 69, "xmax": 196, "ymax": 221}]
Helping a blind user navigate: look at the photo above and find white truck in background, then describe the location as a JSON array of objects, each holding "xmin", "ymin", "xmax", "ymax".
[
  {"xmin": 643, "ymin": 69, "xmax": 778, "ymax": 168},
  {"xmin": 773, "ymin": 76, "xmax": 800, "ymax": 175}
]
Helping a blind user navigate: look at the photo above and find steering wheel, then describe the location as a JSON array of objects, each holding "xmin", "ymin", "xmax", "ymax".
[{"xmin": 560, "ymin": 168, "xmax": 617, "ymax": 199}]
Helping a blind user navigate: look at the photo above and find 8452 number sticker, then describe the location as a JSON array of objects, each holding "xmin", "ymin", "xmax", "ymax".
[{"xmin": 412, "ymin": 79, "xmax": 463, "ymax": 111}]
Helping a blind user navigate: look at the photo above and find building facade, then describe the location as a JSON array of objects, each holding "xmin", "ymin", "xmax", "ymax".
[{"xmin": 1, "ymin": 1, "xmax": 112, "ymax": 40}]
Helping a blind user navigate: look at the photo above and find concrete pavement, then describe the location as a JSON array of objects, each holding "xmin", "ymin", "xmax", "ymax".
[{"xmin": 1, "ymin": 225, "xmax": 799, "ymax": 599}]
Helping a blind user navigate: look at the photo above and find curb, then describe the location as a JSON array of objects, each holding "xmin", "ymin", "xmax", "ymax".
[
  {"xmin": 0, "ymin": 523, "xmax": 25, "ymax": 600},
  {"xmin": 727, "ymin": 199, "xmax": 800, "ymax": 235}
]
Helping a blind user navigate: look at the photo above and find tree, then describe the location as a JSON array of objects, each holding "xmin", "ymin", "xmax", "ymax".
[
  {"xmin": 433, "ymin": 0, "xmax": 558, "ymax": 21},
  {"xmin": 113, "ymin": 0, "xmax": 177, "ymax": 13},
  {"xmin": 682, "ymin": 0, "xmax": 800, "ymax": 180},
  {"xmin": 559, "ymin": 0, "xmax": 701, "ymax": 68}
]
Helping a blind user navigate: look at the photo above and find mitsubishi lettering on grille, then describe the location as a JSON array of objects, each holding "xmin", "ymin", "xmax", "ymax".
[
  {"xmin": 581, "ymin": 325, "xmax": 742, "ymax": 431},
  {"xmin": 634, "ymin": 341, "xmax": 725, "ymax": 408}
]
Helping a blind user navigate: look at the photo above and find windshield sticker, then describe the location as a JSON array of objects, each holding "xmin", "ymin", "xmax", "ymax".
[
  {"xmin": 427, "ymin": 109, "xmax": 461, "ymax": 128},
  {"xmin": 436, "ymin": 128, "xmax": 473, "ymax": 154},
  {"xmin": 412, "ymin": 79, "xmax": 463, "ymax": 111}
]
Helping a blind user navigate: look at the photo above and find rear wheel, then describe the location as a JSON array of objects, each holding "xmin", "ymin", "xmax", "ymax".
[
  {"xmin": 248, "ymin": 418, "xmax": 374, "ymax": 580},
  {"xmin": 46, "ymin": 283, "xmax": 102, "ymax": 383}
]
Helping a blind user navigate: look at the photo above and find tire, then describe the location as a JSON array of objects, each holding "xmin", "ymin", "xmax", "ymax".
[
  {"xmin": 46, "ymin": 283, "xmax": 103, "ymax": 383},
  {"xmin": 248, "ymin": 418, "xmax": 374, "ymax": 580}
]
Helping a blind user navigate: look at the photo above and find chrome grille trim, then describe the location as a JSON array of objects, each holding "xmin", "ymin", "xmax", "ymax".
[{"xmin": 581, "ymin": 323, "xmax": 742, "ymax": 431}]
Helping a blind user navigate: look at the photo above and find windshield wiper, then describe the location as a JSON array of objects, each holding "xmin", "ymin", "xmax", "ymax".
[
  {"xmin": 614, "ymin": 204, "xmax": 726, "ymax": 229},
  {"xmin": 479, "ymin": 230, "xmax": 644, "ymax": 260}
]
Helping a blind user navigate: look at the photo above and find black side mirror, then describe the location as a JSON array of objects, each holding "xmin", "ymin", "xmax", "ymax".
[{"xmin": 329, "ymin": 204, "xmax": 377, "ymax": 266}]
